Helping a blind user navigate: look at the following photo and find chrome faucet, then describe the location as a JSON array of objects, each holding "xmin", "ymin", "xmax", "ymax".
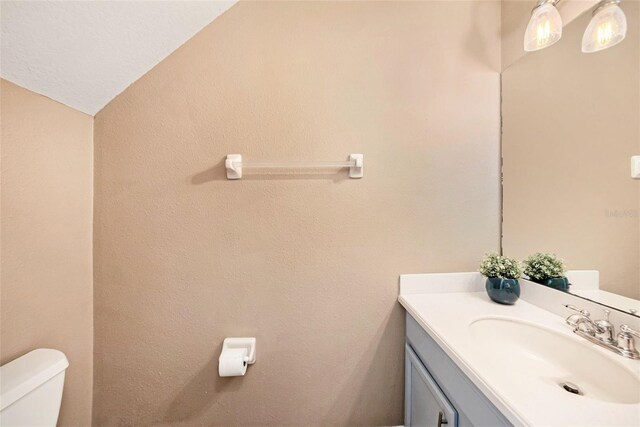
[{"xmin": 564, "ymin": 304, "xmax": 640, "ymax": 359}]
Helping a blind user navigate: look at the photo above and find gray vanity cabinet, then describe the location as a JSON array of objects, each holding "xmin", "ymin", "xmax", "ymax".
[{"xmin": 405, "ymin": 313, "xmax": 512, "ymax": 427}]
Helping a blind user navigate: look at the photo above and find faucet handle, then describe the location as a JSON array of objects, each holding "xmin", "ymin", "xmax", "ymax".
[
  {"xmin": 620, "ymin": 325, "xmax": 640, "ymax": 338},
  {"xmin": 617, "ymin": 325, "xmax": 640, "ymax": 359},
  {"xmin": 594, "ymin": 309, "xmax": 616, "ymax": 344},
  {"xmin": 564, "ymin": 304, "xmax": 590, "ymax": 317}
]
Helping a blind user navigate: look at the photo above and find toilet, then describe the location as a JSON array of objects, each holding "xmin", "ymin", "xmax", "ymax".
[{"xmin": 0, "ymin": 349, "xmax": 69, "ymax": 426}]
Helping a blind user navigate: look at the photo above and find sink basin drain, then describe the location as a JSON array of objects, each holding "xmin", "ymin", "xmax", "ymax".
[{"xmin": 561, "ymin": 382, "xmax": 581, "ymax": 395}]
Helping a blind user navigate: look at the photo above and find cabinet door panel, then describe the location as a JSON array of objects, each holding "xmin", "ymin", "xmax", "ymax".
[{"xmin": 406, "ymin": 344, "xmax": 457, "ymax": 427}]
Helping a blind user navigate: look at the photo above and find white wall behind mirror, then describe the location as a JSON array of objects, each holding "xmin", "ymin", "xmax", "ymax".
[{"xmin": 502, "ymin": 0, "xmax": 640, "ymax": 316}]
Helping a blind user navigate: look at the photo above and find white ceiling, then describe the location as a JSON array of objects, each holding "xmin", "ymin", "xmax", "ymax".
[{"xmin": 0, "ymin": 0, "xmax": 237, "ymax": 115}]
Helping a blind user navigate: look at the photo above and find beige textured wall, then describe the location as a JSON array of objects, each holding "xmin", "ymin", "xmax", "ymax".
[
  {"xmin": 502, "ymin": 2, "xmax": 640, "ymax": 298},
  {"xmin": 93, "ymin": 2, "xmax": 501, "ymax": 425},
  {"xmin": 1, "ymin": 79, "xmax": 94, "ymax": 426}
]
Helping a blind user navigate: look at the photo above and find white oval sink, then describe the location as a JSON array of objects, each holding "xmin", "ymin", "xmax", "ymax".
[{"xmin": 469, "ymin": 317, "xmax": 640, "ymax": 404}]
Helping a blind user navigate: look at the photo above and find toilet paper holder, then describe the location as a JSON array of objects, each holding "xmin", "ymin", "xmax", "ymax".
[{"xmin": 219, "ymin": 337, "xmax": 256, "ymax": 366}]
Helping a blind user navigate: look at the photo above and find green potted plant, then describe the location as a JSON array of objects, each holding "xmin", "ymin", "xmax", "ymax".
[
  {"xmin": 523, "ymin": 252, "xmax": 569, "ymax": 291},
  {"xmin": 479, "ymin": 253, "xmax": 522, "ymax": 305}
]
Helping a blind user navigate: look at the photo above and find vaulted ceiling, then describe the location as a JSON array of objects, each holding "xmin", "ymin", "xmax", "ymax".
[{"xmin": 1, "ymin": 1, "xmax": 237, "ymax": 115}]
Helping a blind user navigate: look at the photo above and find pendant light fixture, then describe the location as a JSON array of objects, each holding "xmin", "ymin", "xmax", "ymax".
[
  {"xmin": 524, "ymin": 0, "xmax": 563, "ymax": 52},
  {"xmin": 582, "ymin": 0, "xmax": 627, "ymax": 53}
]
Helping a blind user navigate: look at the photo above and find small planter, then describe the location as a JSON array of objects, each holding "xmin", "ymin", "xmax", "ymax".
[
  {"xmin": 485, "ymin": 277, "xmax": 520, "ymax": 305},
  {"xmin": 534, "ymin": 276, "xmax": 570, "ymax": 291},
  {"xmin": 523, "ymin": 253, "xmax": 567, "ymax": 292}
]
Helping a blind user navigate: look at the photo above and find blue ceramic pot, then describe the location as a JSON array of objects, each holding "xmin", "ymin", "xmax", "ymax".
[
  {"xmin": 485, "ymin": 277, "xmax": 520, "ymax": 305},
  {"xmin": 538, "ymin": 276, "xmax": 570, "ymax": 291}
]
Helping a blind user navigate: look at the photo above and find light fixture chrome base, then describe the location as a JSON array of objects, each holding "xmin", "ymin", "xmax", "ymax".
[
  {"xmin": 532, "ymin": 0, "xmax": 560, "ymax": 13},
  {"xmin": 592, "ymin": 0, "xmax": 621, "ymax": 16}
]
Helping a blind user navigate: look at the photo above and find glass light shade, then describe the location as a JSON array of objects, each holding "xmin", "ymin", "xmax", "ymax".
[
  {"xmin": 582, "ymin": 3, "xmax": 627, "ymax": 53},
  {"xmin": 524, "ymin": 3, "xmax": 563, "ymax": 52}
]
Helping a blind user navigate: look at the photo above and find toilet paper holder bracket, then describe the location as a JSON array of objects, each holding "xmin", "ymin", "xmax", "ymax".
[{"xmin": 220, "ymin": 337, "xmax": 256, "ymax": 365}]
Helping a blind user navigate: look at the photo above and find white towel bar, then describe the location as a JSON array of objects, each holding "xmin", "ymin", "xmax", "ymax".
[{"xmin": 225, "ymin": 154, "xmax": 363, "ymax": 180}]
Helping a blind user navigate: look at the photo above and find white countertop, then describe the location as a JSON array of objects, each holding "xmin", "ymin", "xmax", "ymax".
[{"xmin": 399, "ymin": 278, "xmax": 640, "ymax": 427}]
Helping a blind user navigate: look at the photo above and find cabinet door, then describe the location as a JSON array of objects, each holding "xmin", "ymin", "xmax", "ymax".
[{"xmin": 406, "ymin": 344, "xmax": 458, "ymax": 427}]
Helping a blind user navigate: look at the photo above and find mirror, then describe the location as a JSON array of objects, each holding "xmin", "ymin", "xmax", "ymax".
[{"xmin": 502, "ymin": 1, "xmax": 640, "ymax": 316}]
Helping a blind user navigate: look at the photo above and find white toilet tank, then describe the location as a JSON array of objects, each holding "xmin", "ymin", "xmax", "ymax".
[{"xmin": 0, "ymin": 349, "xmax": 69, "ymax": 427}]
